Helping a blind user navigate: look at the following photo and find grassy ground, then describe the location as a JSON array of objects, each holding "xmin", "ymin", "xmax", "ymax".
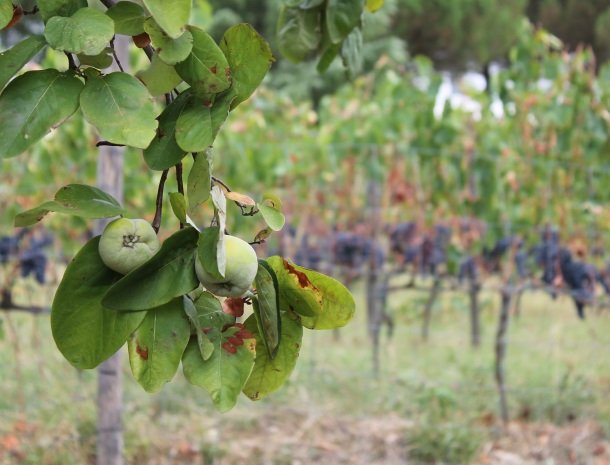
[{"xmin": 1, "ymin": 274, "xmax": 610, "ymax": 464}]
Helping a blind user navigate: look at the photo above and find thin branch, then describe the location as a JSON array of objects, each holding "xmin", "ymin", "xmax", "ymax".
[
  {"xmin": 249, "ymin": 240, "xmax": 266, "ymax": 245},
  {"xmin": 109, "ymin": 37, "xmax": 125, "ymax": 72},
  {"xmin": 176, "ymin": 163, "xmax": 184, "ymax": 229},
  {"xmin": 211, "ymin": 176, "xmax": 231, "ymax": 192},
  {"xmin": 96, "ymin": 141, "xmax": 125, "ymax": 148},
  {"xmin": 65, "ymin": 52, "xmax": 78, "ymax": 71},
  {"xmin": 152, "ymin": 170, "xmax": 169, "ymax": 233},
  {"xmin": 0, "ymin": 305, "xmax": 50, "ymax": 315},
  {"xmin": 143, "ymin": 45, "xmax": 154, "ymax": 60},
  {"xmin": 211, "ymin": 176, "xmax": 260, "ymax": 216}
]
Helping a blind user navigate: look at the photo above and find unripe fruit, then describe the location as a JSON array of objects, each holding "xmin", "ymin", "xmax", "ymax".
[
  {"xmin": 195, "ymin": 235, "xmax": 258, "ymax": 297},
  {"xmin": 98, "ymin": 218, "xmax": 160, "ymax": 275}
]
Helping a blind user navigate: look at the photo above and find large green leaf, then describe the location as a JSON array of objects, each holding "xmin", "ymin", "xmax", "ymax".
[
  {"xmin": 143, "ymin": 91, "xmax": 189, "ymax": 170},
  {"xmin": 80, "ymin": 72, "xmax": 159, "ymax": 148},
  {"xmin": 0, "ymin": 36, "xmax": 46, "ymax": 91},
  {"xmin": 340, "ymin": 26, "xmax": 363, "ymax": 78},
  {"xmin": 266, "ymin": 256, "xmax": 355, "ymax": 330},
  {"xmin": 137, "ymin": 53, "xmax": 182, "ymax": 97},
  {"xmin": 44, "ymin": 7, "xmax": 115, "ymax": 56},
  {"xmin": 187, "ymin": 150, "xmax": 211, "ymax": 210},
  {"xmin": 175, "ymin": 91, "xmax": 234, "ymax": 152},
  {"xmin": 183, "ymin": 292, "xmax": 234, "ymax": 361},
  {"xmin": 0, "ymin": 0, "xmax": 12, "ymax": 29},
  {"xmin": 51, "ymin": 237, "xmax": 146, "ymax": 369},
  {"xmin": 220, "ymin": 24, "xmax": 274, "ymax": 109},
  {"xmin": 175, "ymin": 26, "xmax": 231, "ymax": 98},
  {"xmin": 253, "ymin": 261, "xmax": 281, "ymax": 358},
  {"xmin": 142, "ymin": 0, "xmax": 190, "ymax": 39},
  {"xmin": 14, "ymin": 183, "xmax": 124, "ymax": 227},
  {"xmin": 38, "ymin": 0, "xmax": 87, "ymax": 21},
  {"xmin": 106, "ymin": 1, "xmax": 146, "ymax": 36},
  {"xmin": 242, "ymin": 311, "xmax": 303, "ymax": 401},
  {"xmin": 325, "ymin": 0, "xmax": 363, "ymax": 44},
  {"xmin": 197, "ymin": 226, "xmax": 224, "ymax": 280},
  {"xmin": 182, "ymin": 329, "xmax": 255, "ymax": 412},
  {"xmin": 127, "ymin": 298, "xmax": 191, "ymax": 393},
  {"xmin": 0, "ymin": 69, "xmax": 83, "ymax": 158},
  {"xmin": 102, "ymin": 227, "xmax": 199, "ymax": 311},
  {"xmin": 277, "ymin": 6, "xmax": 322, "ymax": 63},
  {"xmin": 143, "ymin": 18, "xmax": 193, "ymax": 66}
]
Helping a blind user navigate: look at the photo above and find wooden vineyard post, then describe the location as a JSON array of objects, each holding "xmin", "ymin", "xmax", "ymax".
[
  {"xmin": 366, "ymin": 147, "xmax": 384, "ymax": 375},
  {"xmin": 495, "ymin": 286, "xmax": 513, "ymax": 424},
  {"xmin": 95, "ymin": 35, "xmax": 128, "ymax": 465}
]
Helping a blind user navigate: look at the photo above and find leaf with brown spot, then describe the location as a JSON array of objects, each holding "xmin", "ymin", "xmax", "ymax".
[
  {"xmin": 267, "ymin": 256, "xmax": 355, "ymax": 330},
  {"xmin": 222, "ymin": 297, "xmax": 245, "ymax": 317},
  {"xmin": 225, "ymin": 191, "xmax": 256, "ymax": 206}
]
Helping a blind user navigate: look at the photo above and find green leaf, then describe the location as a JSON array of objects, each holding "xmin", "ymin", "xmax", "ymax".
[
  {"xmin": 44, "ymin": 7, "xmax": 115, "ymax": 56},
  {"xmin": 51, "ymin": 237, "xmax": 146, "ymax": 369},
  {"xmin": 340, "ymin": 27, "xmax": 363, "ymax": 78},
  {"xmin": 143, "ymin": 91, "xmax": 189, "ymax": 170},
  {"xmin": 143, "ymin": 0, "xmax": 191, "ymax": 39},
  {"xmin": 137, "ymin": 53, "xmax": 182, "ymax": 96},
  {"xmin": 175, "ymin": 26, "xmax": 231, "ymax": 98},
  {"xmin": 0, "ymin": 36, "xmax": 47, "ymax": 91},
  {"xmin": 257, "ymin": 203, "xmax": 285, "ymax": 231},
  {"xmin": 38, "ymin": 0, "xmax": 87, "ymax": 21},
  {"xmin": 169, "ymin": 192, "xmax": 187, "ymax": 223},
  {"xmin": 143, "ymin": 18, "xmax": 193, "ymax": 66},
  {"xmin": 277, "ymin": 6, "xmax": 322, "ymax": 63},
  {"xmin": 242, "ymin": 311, "xmax": 302, "ymax": 401},
  {"xmin": 128, "ymin": 298, "xmax": 191, "ymax": 393},
  {"xmin": 220, "ymin": 23, "xmax": 274, "ymax": 109},
  {"xmin": 102, "ymin": 227, "xmax": 199, "ymax": 311},
  {"xmin": 175, "ymin": 92, "xmax": 233, "ymax": 152},
  {"xmin": 366, "ymin": 0, "xmax": 384, "ymax": 12},
  {"xmin": 187, "ymin": 150, "xmax": 211, "ymax": 210},
  {"xmin": 182, "ymin": 331, "xmax": 255, "ymax": 412},
  {"xmin": 0, "ymin": 0, "xmax": 12, "ymax": 29},
  {"xmin": 197, "ymin": 227, "xmax": 224, "ymax": 280},
  {"xmin": 325, "ymin": 0, "xmax": 363, "ymax": 44},
  {"xmin": 267, "ymin": 256, "xmax": 355, "ymax": 330},
  {"xmin": 0, "ymin": 69, "xmax": 83, "ymax": 159},
  {"xmin": 77, "ymin": 48, "xmax": 113, "ymax": 69},
  {"xmin": 15, "ymin": 183, "xmax": 124, "ymax": 227},
  {"xmin": 183, "ymin": 292, "xmax": 234, "ymax": 360},
  {"xmin": 80, "ymin": 72, "xmax": 159, "ymax": 149},
  {"xmin": 316, "ymin": 42, "xmax": 340, "ymax": 73},
  {"xmin": 253, "ymin": 261, "xmax": 281, "ymax": 358},
  {"xmin": 106, "ymin": 1, "xmax": 145, "ymax": 36}
]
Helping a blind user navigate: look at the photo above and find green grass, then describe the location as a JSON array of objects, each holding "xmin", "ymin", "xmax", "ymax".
[{"xmin": 1, "ymin": 275, "xmax": 610, "ymax": 464}]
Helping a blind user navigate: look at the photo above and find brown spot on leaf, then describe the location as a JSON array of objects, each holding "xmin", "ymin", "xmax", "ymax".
[
  {"xmin": 210, "ymin": 64, "xmax": 217, "ymax": 74},
  {"xmin": 237, "ymin": 329, "xmax": 254, "ymax": 340},
  {"xmin": 135, "ymin": 341, "xmax": 148, "ymax": 360},
  {"xmin": 228, "ymin": 336, "xmax": 243, "ymax": 346},
  {"xmin": 283, "ymin": 259, "xmax": 311, "ymax": 288},
  {"xmin": 223, "ymin": 297, "xmax": 245, "ymax": 317},
  {"xmin": 222, "ymin": 342, "xmax": 237, "ymax": 354}
]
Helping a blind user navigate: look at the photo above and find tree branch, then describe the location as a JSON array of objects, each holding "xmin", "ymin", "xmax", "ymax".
[
  {"xmin": 176, "ymin": 163, "xmax": 184, "ymax": 229},
  {"xmin": 109, "ymin": 37, "xmax": 125, "ymax": 72},
  {"xmin": 96, "ymin": 141, "xmax": 125, "ymax": 148},
  {"xmin": 65, "ymin": 52, "xmax": 78, "ymax": 71},
  {"xmin": 152, "ymin": 170, "xmax": 169, "ymax": 233}
]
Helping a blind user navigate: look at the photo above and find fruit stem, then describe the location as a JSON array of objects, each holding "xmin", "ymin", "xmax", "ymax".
[{"xmin": 152, "ymin": 169, "xmax": 169, "ymax": 233}]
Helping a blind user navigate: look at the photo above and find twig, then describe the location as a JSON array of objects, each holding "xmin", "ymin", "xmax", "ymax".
[
  {"xmin": 65, "ymin": 52, "xmax": 77, "ymax": 71},
  {"xmin": 96, "ymin": 141, "xmax": 125, "ymax": 148},
  {"xmin": 249, "ymin": 240, "xmax": 266, "ymax": 245},
  {"xmin": 152, "ymin": 170, "xmax": 169, "ymax": 233},
  {"xmin": 109, "ymin": 37, "xmax": 125, "ymax": 72},
  {"xmin": 175, "ymin": 163, "xmax": 184, "ymax": 229}
]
